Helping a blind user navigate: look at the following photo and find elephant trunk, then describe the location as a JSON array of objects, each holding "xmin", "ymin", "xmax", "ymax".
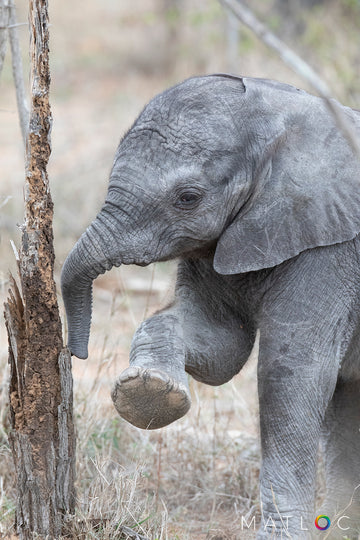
[{"xmin": 61, "ymin": 214, "xmax": 121, "ymax": 359}]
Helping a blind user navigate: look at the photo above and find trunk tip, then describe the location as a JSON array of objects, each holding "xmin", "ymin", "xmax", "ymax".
[{"xmin": 68, "ymin": 340, "xmax": 89, "ymax": 360}]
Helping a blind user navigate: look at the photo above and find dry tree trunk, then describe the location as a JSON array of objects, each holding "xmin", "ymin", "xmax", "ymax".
[{"xmin": 3, "ymin": 0, "xmax": 75, "ymax": 537}]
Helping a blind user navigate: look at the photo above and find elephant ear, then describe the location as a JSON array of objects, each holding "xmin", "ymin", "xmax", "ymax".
[{"xmin": 213, "ymin": 78, "xmax": 360, "ymax": 275}]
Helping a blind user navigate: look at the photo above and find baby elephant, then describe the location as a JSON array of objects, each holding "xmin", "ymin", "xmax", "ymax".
[{"xmin": 61, "ymin": 75, "xmax": 360, "ymax": 539}]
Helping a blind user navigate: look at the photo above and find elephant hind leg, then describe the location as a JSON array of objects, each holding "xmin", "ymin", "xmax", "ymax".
[{"xmin": 320, "ymin": 378, "xmax": 360, "ymax": 539}]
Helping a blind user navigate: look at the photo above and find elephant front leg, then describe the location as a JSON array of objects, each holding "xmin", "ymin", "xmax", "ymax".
[
  {"xmin": 320, "ymin": 379, "xmax": 360, "ymax": 539},
  {"xmin": 112, "ymin": 312, "xmax": 191, "ymax": 429},
  {"xmin": 112, "ymin": 307, "xmax": 254, "ymax": 429},
  {"xmin": 112, "ymin": 260, "xmax": 255, "ymax": 430},
  {"xmin": 257, "ymin": 337, "xmax": 339, "ymax": 539}
]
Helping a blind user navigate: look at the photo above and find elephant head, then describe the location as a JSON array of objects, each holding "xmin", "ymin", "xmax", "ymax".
[{"xmin": 61, "ymin": 74, "xmax": 360, "ymax": 359}]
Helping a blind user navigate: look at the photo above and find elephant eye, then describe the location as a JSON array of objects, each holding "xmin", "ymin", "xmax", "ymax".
[{"xmin": 174, "ymin": 190, "xmax": 202, "ymax": 210}]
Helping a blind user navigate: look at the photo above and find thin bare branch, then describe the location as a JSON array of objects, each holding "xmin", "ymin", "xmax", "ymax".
[
  {"xmin": 219, "ymin": 0, "xmax": 360, "ymax": 160},
  {"xmin": 1, "ymin": 21, "xmax": 27, "ymax": 28},
  {"xmin": 0, "ymin": 0, "xmax": 9, "ymax": 77},
  {"xmin": 8, "ymin": 0, "xmax": 29, "ymax": 145}
]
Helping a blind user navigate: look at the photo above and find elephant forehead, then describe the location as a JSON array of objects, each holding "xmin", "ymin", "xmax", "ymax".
[
  {"xmin": 123, "ymin": 88, "xmax": 239, "ymax": 154},
  {"xmin": 125, "ymin": 123, "xmax": 210, "ymax": 158}
]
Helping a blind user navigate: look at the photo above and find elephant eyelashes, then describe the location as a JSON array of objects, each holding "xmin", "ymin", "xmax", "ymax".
[{"xmin": 174, "ymin": 190, "xmax": 203, "ymax": 210}]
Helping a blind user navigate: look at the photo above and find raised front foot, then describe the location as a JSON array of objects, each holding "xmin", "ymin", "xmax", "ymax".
[{"xmin": 111, "ymin": 366, "xmax": 191, "ymax": 429}]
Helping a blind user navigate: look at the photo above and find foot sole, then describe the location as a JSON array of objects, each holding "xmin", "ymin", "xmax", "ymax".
[{"xmin": 111, "ymin": 366, "xmax": 191, "ymax": 429}]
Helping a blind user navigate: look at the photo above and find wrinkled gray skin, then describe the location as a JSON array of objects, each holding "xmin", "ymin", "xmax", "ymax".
[{"xmin": 61, "ymin": 75, "xmax": 360, "ymax": 539}]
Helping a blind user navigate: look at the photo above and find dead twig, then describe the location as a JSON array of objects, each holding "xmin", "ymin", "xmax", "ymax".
[
  {"xmin": 219, "ymin": 0, "xmax": 360, "ymax": 160},
  {"xmin": 0, "ymin": 0, "xmax": 9, "ymax": 77},
  {"xmin": 8, "ymin": 0, "xmax": 29, "ymax": 144},
  {"xmin": 118, "ymin": 525, "xmax": 150, "ymax": 540}
]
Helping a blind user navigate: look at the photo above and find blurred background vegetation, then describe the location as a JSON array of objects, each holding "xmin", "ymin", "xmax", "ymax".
[{"xmin": 0, "ymin": 0, "xmax": 359, "ymax": 538}]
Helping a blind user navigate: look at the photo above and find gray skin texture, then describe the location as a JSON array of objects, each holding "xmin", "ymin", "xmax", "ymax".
[{"xmin": 61, "ymin": 75, "xmax": 360, "ymax": 539}]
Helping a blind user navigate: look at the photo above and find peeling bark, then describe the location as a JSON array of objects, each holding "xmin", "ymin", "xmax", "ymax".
[{"xmin": 3, "ymin": 0, "xmax": 75, "ymax": 537}]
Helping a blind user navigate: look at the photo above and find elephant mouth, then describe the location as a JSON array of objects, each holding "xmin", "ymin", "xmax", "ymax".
[
  {"xmin": 106, "ymin": 251, "xmax": 152, "ymax": 267},
  {"xmin": 120, "ymin": 255, "xmax": 153, "ymax": 267}
]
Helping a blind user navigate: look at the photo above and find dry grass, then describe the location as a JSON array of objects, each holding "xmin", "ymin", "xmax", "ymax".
[
  {"xmin": 0, "ymin": 255, "xmax": 261, "ymax": 539},
  {"xmin": 1, "ymin": 0, "xmax": 360, "ymax": 538},
  {"xmin": 61, "ymin": 268, "xmax": 261, "ymax": 539},
  {"xmin": 0, "ymin": 266, "xmax": 261, "ymax": 539}
]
